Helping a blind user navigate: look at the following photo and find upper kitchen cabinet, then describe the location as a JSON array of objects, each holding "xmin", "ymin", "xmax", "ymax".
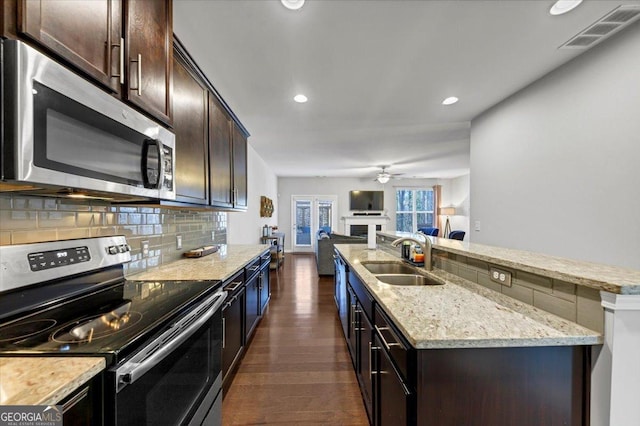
[
  {"xmin": 11, "ymin": 0, "xmax": 122, "ymax": 93},
  {"xmin": 172, "ymin": 48, "xmax": 208, "ymax": 205},
  {"xmin": 209, "ymin": 95, "xmax": 234, "ymax": 209},
  {"xmin": 2, "ymin": 0, "xmax": 173, "ymax": 125},
  {"xmin": 232, "ymin": 122, "xmax": 248, "ymax": 209},
  {"xmin": 124, "ymin": 0, "xmax": 173, "ymax": 125},
  {"xmin": 209, "ymin": 95, "xmax": 249, "ymax": 211}
]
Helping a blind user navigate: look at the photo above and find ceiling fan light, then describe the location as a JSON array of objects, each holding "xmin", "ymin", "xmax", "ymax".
[
  {"xmin": 377, "ymin": 175, "xmax": 390, "ymax": 184},
  {"xmin": 281, "ymin": 0, "xmax": 305, "ymax": 11},
  {"xmin": 550, "ymin": 0, "xmax": 583, "ymax": 16}
]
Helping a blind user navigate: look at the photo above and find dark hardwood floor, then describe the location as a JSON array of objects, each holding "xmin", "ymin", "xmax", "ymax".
[{"xmin": 222, "ymin": 253, "xmax": 369, "ymax": 425}]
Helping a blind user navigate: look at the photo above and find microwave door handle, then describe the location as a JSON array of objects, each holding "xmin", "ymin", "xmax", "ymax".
[
  {"xmin": 157, "ymin": 141, "xmax": 165, "ymax": 191},
  {"xmin": 141, "ymin": 139, "xmax": 162, "ymax": 189},
  {"xmin": 115, "ymin": 291, "xmax": 227, "ymax": 391}
]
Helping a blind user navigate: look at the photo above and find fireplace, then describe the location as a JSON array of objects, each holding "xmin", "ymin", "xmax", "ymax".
[{"xmin": 350, "ymin": 225, "xmax": 382, "ymax": 237}]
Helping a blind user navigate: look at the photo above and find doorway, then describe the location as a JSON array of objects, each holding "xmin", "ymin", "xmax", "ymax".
[{"xmin": 291, "ymin": 195, "xmax": 337, "ymax": 253}]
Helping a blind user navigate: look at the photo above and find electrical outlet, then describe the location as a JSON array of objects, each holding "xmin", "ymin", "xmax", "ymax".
[
  {"xmin": 176, "ymin": 235, "xmax": 182, "ymax": 250},
  {"xmin": 211, "ymin": 231, "xmax": 215, "ymax": 241},
  {"xmin": 141, "ymin": 240, "xmax": 149, "ymax": 258},
  {"xmin": 475, "ymin": 221, "xmax": 481, "ymax": 231},
  {"xmin": 489, "ymin": 267, "xmax": 512, "ymax": 287}
]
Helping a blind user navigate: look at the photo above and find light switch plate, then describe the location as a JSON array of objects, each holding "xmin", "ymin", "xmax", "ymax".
[
  {"xmin": 211, "ymin": 231, "xmax": 215, "ymax": 241},
  {"xmin": 176, "ymin": 235, "xmax": 182, "ymax": 250},
  {"xmin": 489, "ymin": 266, "xmax": 512, "ymax": 287},
  {"xmin": 141, "ymin": 240, "xmax": 149, "ymax": 258}
]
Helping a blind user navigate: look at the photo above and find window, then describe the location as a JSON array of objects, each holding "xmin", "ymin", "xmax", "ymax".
[{"xmin": 396, "ymin": 188, "xmax": 434, "ymax": 233}]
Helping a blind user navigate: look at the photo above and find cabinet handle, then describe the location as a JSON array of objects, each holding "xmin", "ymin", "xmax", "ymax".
[
  {"xmin": 369, "ymin": 342, "xmax": 373, "ymax": 377},
  {"xmin": 374, "ymin": 325, "xmax": 402, "ymax": 351},
  {"xmin": 248, "ymin": 266, "xmax": 259, "ymax": 272},
  {"xmin": 111, "ymin": 38, "xmax": 124, "ymax": 84},
  {"xmin": 225, "ymin": 281, "xmax": 244, "ymax": 292},
  {"xmin": 130, "ymin": 53, "xmax": 142, "ymax": 96},
  {"xmin": 222, "ymin": 317, "xmax": 226, "ymax": 349}
]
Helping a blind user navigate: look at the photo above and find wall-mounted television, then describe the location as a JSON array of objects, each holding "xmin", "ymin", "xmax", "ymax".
[{"xmin": 349, "ymin": 190, "xmax": 384, "ymax": 211}]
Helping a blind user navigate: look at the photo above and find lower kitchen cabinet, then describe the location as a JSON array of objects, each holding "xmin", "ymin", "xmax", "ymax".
[
  {"xmin": 60, "ymin": 373, "xmax": 103, "ymax": 426},
  {"xmin": 336, "ymin": 254, "xmax": 589, "ymax": 426},
  {"xmin": 222, "ymin": 271, "xmax": 245, "ymax": 389},
  {"xmin": 258, "ymin": 254, "xmax": 271, "ymax": 315},
  {"xmin": 222, "ymin": 250, "xmax": 271, "ymax": 395},
  {"xmin": 244, "ymin": 267, "xmax": 260, "ymax": 342}
]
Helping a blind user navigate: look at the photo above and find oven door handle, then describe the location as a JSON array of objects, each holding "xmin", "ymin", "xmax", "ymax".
[{"xmin": 114, "ymin": 290, "xmax": 227, "ymax": 392}]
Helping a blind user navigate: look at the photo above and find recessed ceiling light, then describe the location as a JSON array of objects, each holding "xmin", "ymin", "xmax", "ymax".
[
  {"xmin": 442, "ymin": 96, "xmax": 459, "ymax": 106},
  {"xmin": 550, "ymin": 0, "xmax": 583, "ymax": 16},
  {"xmin": 281, "ymin": 0, "xmax": 305, "ymax": 11},
  {"xmin": 294, "ymin": 94, "xmax": 308, "ymax": 103}
]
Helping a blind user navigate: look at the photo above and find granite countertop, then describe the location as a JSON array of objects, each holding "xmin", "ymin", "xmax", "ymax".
[
  {"xmin": 130, "ymin": 244, "xmax": 270, "ymax": 282},
  {"xmin": 0, "ymin": 357, "xmax": 105, "ymax": 405},
  {"xmin": 335, "ymin": 244, "xmax": 602, "ymax": 350},
  {"xmin": 378, "ymin": 231, "xmax": 640, "ymax": 295}
]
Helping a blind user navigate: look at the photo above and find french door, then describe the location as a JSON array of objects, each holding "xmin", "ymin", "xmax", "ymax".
[{"xmin": 291, "ymin": 195, "xmax": 337, "ymax": 253}]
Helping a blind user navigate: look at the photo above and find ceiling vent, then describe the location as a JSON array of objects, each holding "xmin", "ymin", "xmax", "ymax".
[{"xmin": 560, "ymin": 5, "xmax": 640, "ymax": 49}]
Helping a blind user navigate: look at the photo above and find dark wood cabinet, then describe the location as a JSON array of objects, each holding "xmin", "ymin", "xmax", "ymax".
[
  {"xmin": 60, "ymin": 373, "xmax": 103, "ymax": 426},
  {"xmin": 258, "ymin": 254, "xmax": 271, "ymax": 314},
  {"xmin": 222, "ymin": 284, "xmax": 244, "ymax": 389},
  {"xmin": 3, "ymin": 0, "xmax": 172, "ymax": 125},
  {"xmin": 374, "ymin": 334, "xmax": 411, "ymax": 426},
  {"xmin": 334, "ymin": 251, "xmax": 349, "ymax": 338},
  {"xmin": 124, "ymin": 0, "xmax": 172, "ymax": 125},
  {"xmin": 232, "ymin": 122, "xmax": 248, "ymax": 209},
  {"xmin": 358, "ymin": 304, "xmax": 374, "ymax": 421},
  {"xmin": 17, "ymin": 0, "xmax": 122, "ymax": 94},
  {"xmin": 245, "ymin": 267, "xmax": 261, "ymax": 342},
  {"xmin": 172, "ymin": 50, "xmax": 208, "ymax": 205},
  {"xmin": 208, "ymin": 95, "xmax": 249, "ymax": 210},
  {"xmin": 209, "ymin": 95, "xmax": 233, "ymax": 208}
]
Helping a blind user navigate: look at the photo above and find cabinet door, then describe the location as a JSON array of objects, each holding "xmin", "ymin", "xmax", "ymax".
[
  {"xmin": 172, "ymin": 52, "xmax": 208, "ymax": 205},
  {"xmin": 222, "ymin": 289, "xmax": 244, "ymax": 381},
  {"xmin": 60, "ymin": 373, "xmax": 103, "ymax": 426},
  {"xmin": 375, "ymin": 334, "xmax": 410, "ymax": 426},
  {"xmin": 232, "ymin": 122, "xmax": 248, "ymax": 209},
  {"xmin": 358, "ymin": 308, "xmax": 374, "ymax": 422},
  {"xmin": 259, "ymin": 264, "xmax": 270, "ymax": 315},
  {"xmin": 19, "ymin": 0, "xmax": 122, "ymax": 93},
  {"xmin": 124, "ymin": 0, "xmax": 172, "ymax": 124},
  {"xmin": 244, "ymin": 272, "xmax": 260, "ymax": 341},
  {"xmin": 208, "ymin": 95, "xmax": 233, "ymax": 208},
  {"xmin": 347, "ymin": 287, "xmax": 358, "ymax": 368}
]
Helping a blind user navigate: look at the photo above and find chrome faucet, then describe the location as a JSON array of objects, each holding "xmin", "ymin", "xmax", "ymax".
[{"xmin": 391, "ymin": 236, "xmax": 432, "ymax": 271}]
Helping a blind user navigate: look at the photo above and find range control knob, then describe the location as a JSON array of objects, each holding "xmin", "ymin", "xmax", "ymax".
[{"xmin": 108, "ymin": 246, "xmax": 118, "ymax": 255}]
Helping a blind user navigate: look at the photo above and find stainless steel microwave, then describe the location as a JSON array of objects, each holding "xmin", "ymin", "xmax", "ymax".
[{"xmin": 0, "ymin": 40, "xmax": 175, "ymax": 201}]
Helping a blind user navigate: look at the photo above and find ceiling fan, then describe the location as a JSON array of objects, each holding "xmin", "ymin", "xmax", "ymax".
[{"xmin": 374, "ymin": 166, "xmax": 403, "ymax": 184}]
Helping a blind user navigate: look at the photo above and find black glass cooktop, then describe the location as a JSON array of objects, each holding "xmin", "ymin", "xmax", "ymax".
[{"xmin": 0, "ymin": 278, "xmax": 221, "ymax": 364}]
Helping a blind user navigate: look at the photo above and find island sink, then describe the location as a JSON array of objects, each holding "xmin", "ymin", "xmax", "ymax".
[
  {"xmin": 361, "ymin": 261, "xmax": 416, "ymax": 275},
  {"xmin": 375, "ymin": 274, "xmax": 444, "ymax": 286}
]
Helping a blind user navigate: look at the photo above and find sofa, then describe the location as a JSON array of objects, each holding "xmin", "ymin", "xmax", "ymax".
[{"xmin": 315, "ymin": 231, "xmax": 366, "ymax": 276}]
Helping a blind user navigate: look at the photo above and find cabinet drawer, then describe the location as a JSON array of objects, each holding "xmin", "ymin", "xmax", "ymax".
[
  {"xmin": 223, "ymin": 270, "xmax": 244, "ymax": 296},
  {"xmin": 375, "ymin": 305, "xmax": 410, "ymax": 382},
  {"xmin": 245, "ymin": 257, "xmax": 261, "ymax": 280},
  {"xmin": 259, "ymin": 250, "xmax": 271, "ymax": 268},
  {"xmin": 348, "ymin": 272, "xmax": 374, "ymax": 321}
]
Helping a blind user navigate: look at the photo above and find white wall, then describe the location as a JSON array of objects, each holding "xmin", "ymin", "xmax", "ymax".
[
  {"xmin": 227, "ymin": 144, "xmax": 279, "ymax": 244},
  {"xmin": 470, "ymin": 24, "xmax": 640, "ymax": 269},
  {"xmin": 277, "ymin": 177, "xmax": 439, "ymax": 251},
  {"xmin": 439, "ymin": 174, "xmax": 470, "ymax": 238}
]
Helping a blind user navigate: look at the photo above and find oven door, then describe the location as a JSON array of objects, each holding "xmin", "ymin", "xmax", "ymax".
[
  {"xmin": 109, "ymin": 291, "xmax": 226, "ymax": 426},
  {"xmin": 1, "ymin": 40, "xmax": 175, "ymax": 200}
]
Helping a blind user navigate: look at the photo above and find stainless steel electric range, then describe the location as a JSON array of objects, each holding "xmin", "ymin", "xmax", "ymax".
[{"xmin": 0, "ymin": 236, "xmax": 226, "ymax": 425}]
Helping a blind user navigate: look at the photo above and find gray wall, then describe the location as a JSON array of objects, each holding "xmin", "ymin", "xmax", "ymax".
[{"xmin": 470, "ymin": 24, "xmax": 640, "ymax": 269}]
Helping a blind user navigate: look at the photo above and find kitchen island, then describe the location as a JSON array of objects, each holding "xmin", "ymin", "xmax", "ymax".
[{"xmin": 334, "ymin": 243, "xmax": 602, "ymax": 426}]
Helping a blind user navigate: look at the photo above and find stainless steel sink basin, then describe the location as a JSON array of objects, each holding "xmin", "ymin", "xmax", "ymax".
[
  {"xmin": 375, "ymin": 274, "xmax": 444, "ymax": 286},
  {"xmin": 361, "ymin": 262, "xmax": 416, "ymax": 275}
]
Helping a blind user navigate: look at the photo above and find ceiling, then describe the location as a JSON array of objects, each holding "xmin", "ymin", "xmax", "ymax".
[{"xmin": 173, "ymin": 0, "xmax": 639, "ymax": 179}]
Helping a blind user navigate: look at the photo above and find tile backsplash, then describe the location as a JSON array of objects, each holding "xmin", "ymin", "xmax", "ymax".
[{"xmin": 0, "ymin": 194, "xmax": 227, "ymax": 276}]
